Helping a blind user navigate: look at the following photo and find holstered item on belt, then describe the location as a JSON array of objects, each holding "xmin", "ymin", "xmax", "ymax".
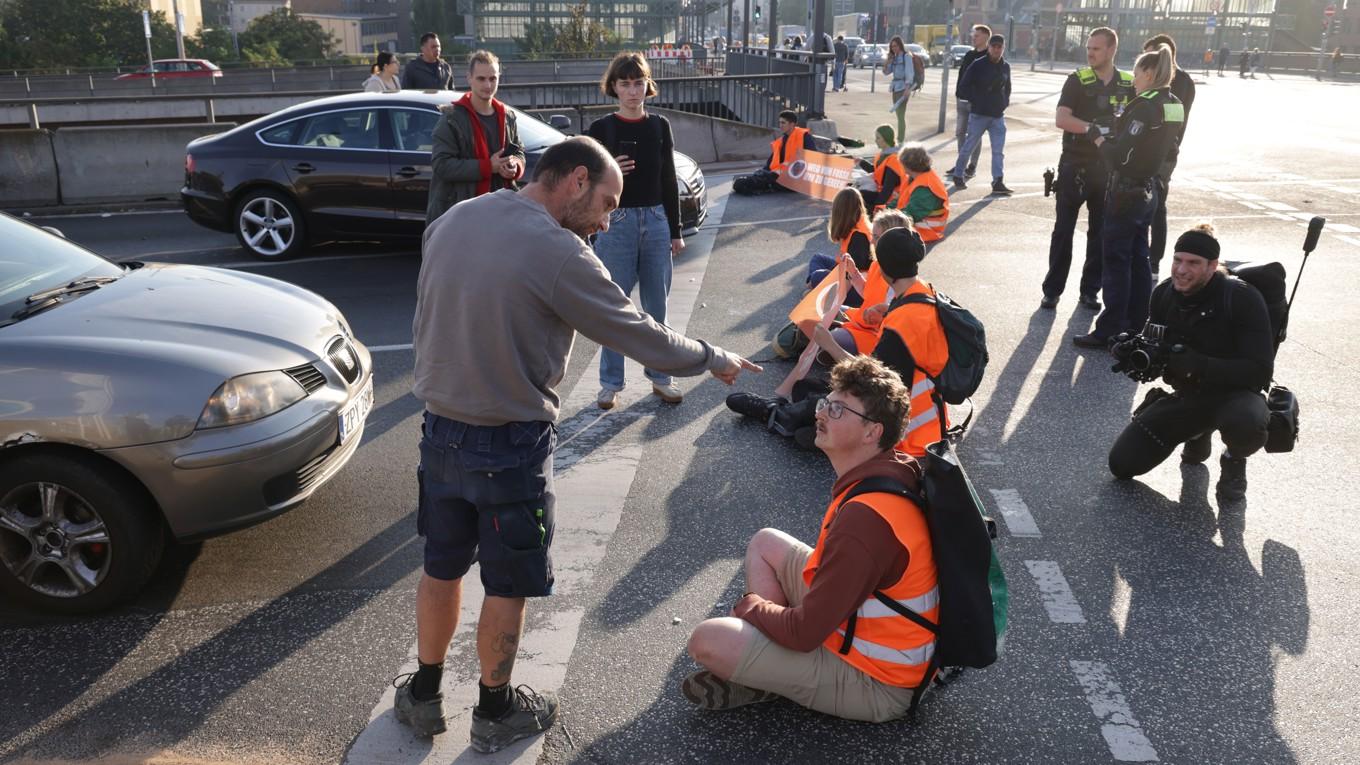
[
  {"xmin": 1110, "ymin": 174, "xmax": 1154, "ymax": 193},
  {"xmin": 1264, "ymin": 384, "xmax": 1300, "ymax": 453}
]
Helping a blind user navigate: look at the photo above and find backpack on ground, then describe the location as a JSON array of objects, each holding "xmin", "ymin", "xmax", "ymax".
[
  {"xmin": 896, "ymin": 286, "xmax": 989, "ymax": 405},
  {"xmin": 771, "ymin": 320, "xmax": 811, "ymax": 359},
  {"xmin": 834, "ymin": 440, "xmax": 1008, "ymax": 714}
]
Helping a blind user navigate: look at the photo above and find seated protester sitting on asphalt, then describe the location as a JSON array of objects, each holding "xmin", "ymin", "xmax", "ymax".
[
  {"xmin": 886, "ymin": 143, "xmax": 951, "ymax": 244},
  {"xmin": 733, "ymin": 225, "xmax": 950, "ymax": 456},
  {"xmin": 834, "ymin": 208, "xmax": 913, "ymax": 356},
  {"xmin": 805, "ymin": 188, "xmax": 875, "ymax": 309},
  {"xmin": 856, "ymin": 125, "xmax": 904, "ymax": 214},
  {"xmin": 686, "ymin": 356, "xmax": 937, "ymax": 722},
  {"xmin": 733, "ymin": 110, "xmax": 818, "ymax": 195}
]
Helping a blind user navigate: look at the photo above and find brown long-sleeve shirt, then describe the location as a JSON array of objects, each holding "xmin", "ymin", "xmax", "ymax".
[{"xmin": 735, "ymin": 451, "xmax": 922, "ymax": 652}]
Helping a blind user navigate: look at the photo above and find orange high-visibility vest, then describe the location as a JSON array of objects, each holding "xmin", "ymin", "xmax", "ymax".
[
  {"xmin": 841, "ymin": 260, "xmax": 892, "ymax": 355},
  {"xmin": 871, "ymin": 151, "xmax": 906, "ymax": 211},
  {"xmin": 874, "ymin": 281, "xmax": 950, "ymax": 457},
  {"xmin": 896, "ymin": 169, "xmax": 950, "ymax": 242},
  {"xmin": 770, "ymin": 126, "xmax": 810, "ymax": 173},
  {"xmin": 838, "ymin": 216, "xmax": 872, "ymax": 257},
  {"xmin": 803, "ymin": 481, "xmax": 938, "ymax": 688}
]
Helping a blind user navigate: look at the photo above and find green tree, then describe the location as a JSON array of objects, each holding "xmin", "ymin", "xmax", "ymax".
[
  {"xmin": 0, "ymin": 0, "xmax": 178, "ymax": 70},
  {"xmin": 189, "ymin": 27, "xmax": 235, "ymax": 63},
  {"xmin": 239, "ymin": 8, "xmax": 338, "ymax": 62},
  {"xmin": 520, "ymin": 0, "xmax": 616, "ymax": 57}
]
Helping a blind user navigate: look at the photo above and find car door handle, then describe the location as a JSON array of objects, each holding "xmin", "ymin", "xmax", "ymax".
[
  {"xmin": 291, "ymin": 163, "xmax": 315, "ymax": 174},
  {"xmin": 395, "ymin": 166, "xmax": 420, "ymax": 178}
]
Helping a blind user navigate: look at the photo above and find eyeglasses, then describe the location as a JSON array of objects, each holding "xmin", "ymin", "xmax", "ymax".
[{"xmin": 815, "ymin": 397, "xmax": 878, "ymax": 423}]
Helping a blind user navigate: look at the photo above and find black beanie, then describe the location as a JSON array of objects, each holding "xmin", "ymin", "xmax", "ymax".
[
  {"xmin": 876, "ymin": 227, "xmax": 926, "ymax": 280},
  {"xmin": 1174, "ymin": 229, "xmax": 1220, "ymax": 261}
]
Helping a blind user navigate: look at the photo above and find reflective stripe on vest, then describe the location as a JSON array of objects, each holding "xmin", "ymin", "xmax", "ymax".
[
  {"xmin": 879, "ymin": 282, "xmax": 949, "ymax": 457},
  {"xmin": 856, "ymin": 585, "xmax": 940, "ymax": 619},
  {"xmin": 897, "ymin": 169, "xmax": 950, "ymax": 242},
  {"xmin": 1163, "ymin": 102, "xmax": 1186, "ymax": 122},
  {"xmin": 911, "ymin": 377, "xmax": 935, "ymax": 398},
  {"xmin": 834, "ymin": 627, "xmax": 936, "ymax": 666},
  {"xmin": 907, "ymin": 404, "xmax": 939, "ymax": 433},
  {"xmin": 770, "ymin": 126, "xmax": 809, "ymax": 173}
]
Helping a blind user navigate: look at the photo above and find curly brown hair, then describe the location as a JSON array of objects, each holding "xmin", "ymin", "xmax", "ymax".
[{"xmin": 829, "ymin": 356, "xmax": 912, "ymax": 450}]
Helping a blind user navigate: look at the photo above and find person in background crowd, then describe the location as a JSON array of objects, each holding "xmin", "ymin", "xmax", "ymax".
[
  {"xmin": 1249, "ymin": 48, "xmax": 1262, "ymax": 78},
  {"xmin": 1218, "ymin": 44, "xmax": 1230, "ymax": 76},
  {"xmin": 882, "ymin": 36, "xmax": 915, "ymax": 146},
  {"xmin": 402, "ymin": 33, "xmax": 454, "ymax": 90},
  {"xmin": 833, "ymin": 35, "xmax": 850, "ymax": 92},
  {"xmin": 951, "ymin": 34, "xmax": 1012, "ymax": 196},
  {"xmin": 953, "ymin": 25, "xmax": 990, "ymax": 181},
  {"xmin": 364, "ymin": 51, "xmax": 401, "ymax": 93},
  {"xmin": 587, "ymin": 52, "xmax": 687, "ymax": 410}
]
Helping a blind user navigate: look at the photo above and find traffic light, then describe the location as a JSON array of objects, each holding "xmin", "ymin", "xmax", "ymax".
[{"xmin": 755, "ymin": 5, "xmax": 762, "ymax": 20}]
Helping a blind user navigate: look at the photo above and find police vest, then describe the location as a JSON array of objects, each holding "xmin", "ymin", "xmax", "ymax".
[
  {"xmin": 770, "ymin": 126, "xmax": 810, "ymax": 173},
  {"xmin": 896, "ymin": 169, "xmax": 950, "ymax": 242},
  {"xmin": 803, "ymin": 483, "xmax": 938, "ymax": 688},
  {"xmin": 1108, "ymin": 88, "xmax": 1185, "ymax": 182},
  {"xmin": 873, "ymin": 281, "xmax": 950, "ymax": 457},
  {"xmin": 1061, "ymin": 66, "xmax": 1135, "ymax": 159}
]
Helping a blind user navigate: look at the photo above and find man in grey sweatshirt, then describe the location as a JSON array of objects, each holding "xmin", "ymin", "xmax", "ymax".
[{"xmin": 397, "ymin": 136, "xmax": 759, "ymax": 752}]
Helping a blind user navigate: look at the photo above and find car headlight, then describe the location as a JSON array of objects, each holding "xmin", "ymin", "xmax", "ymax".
[{"xmin": 197, "ymin": 371, "xmax": 306, "ymax": 429}]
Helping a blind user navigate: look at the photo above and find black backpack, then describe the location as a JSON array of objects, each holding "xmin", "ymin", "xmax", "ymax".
[
  {"xmin": 1224, "ymin": 262, "xmax": 1289, "ymax": 348},
  {"xmin": 896, "ymin": 287, "xmax": 989, "ymax": 405},
  {"xmin": 833, "ymin": 441, "xmax": 1008, "ymax": 713}
]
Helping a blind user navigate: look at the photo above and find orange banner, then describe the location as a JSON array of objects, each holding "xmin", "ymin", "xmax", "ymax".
[
  {"xmin": 776, "ymin": 149, "xmax": 859, "ymax": 202},
  {"xmin": 789, "ymin": 262, "xmax": 846, "ymax": 326}
]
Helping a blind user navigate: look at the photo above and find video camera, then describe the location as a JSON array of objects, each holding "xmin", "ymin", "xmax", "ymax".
[{"xmin": 1110, "ymin": 324, "xmax": 1184, "ymax": 383}]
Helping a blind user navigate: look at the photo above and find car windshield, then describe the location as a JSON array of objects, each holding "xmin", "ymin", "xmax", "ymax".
[
  {"xmin": 0, "ymin": 215, "xmax": 124, "ymax": 324},
  {"xmin": 509, "ymin": 107, "xmax": 564, "ymax": 152}
]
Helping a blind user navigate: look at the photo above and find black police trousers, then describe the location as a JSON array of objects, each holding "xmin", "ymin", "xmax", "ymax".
[
  {"xmin": 1108, "ymin": 388, "xmax": 1270, "ymax": 479},
  {"xmin": 1042, "ymin": 159, "xmax": 1108, "ymax": 300},
  {"xmin": 1150, "ymin": 176, "xmax": 1171, "ymax": 274}
]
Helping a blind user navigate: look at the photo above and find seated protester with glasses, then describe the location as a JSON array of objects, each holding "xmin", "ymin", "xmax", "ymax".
[
  {"xmin": 733, "ymin": 110, "xmax": 818, "ymax": 195},
  {"xmin": 686, "ymin": 355, "xmax": 937, "ymax": 723},
  {"xmin": 885, "ymin": 143, "xmax": 950, "ymax": 244},
  {"xmin": 1107, "ymin": 224, "xmax": 1274, "ymax": 501},
  {"xmin": 731, "ymin": 225, "xmax": 950, "ymax": 456}
]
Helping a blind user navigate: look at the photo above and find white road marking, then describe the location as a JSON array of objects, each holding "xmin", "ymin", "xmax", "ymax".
[
  {"xmin": 1024, "ymin": 560, "xmax": 1086, "ymax": 624},
  {"xmin": 1235, "ymin": 200, "xmax": 1264, "ymax": 210},
  {"xmin": 344, "ymin": 182, "xmax": 736, "ymax": 765},
  {"xmin": 1288, "ymin": 212, "xmax": 1317, "ymax": 221},
  {"xmin": 1338, "ymin": 235, "xmax": 1360, "ymax": 247},
  {"xmin": 1259, "ymin": 201, "xmax": 1298, "ymax": 212},
  {"xmin": 23, "ymin": 208, "xmax": 182, "ymax": 220},
  {"xmin": 1069, "ymin": 660, "xmax": 1161, "ymax": 762},
  {"xmin": 1329, "ymin": 222, "xmax": 1360, "ymax": 233},
  {"xmin": 1231, "ymin": 192, "xmax": 1266, "ymax": 201},
  {"xmin": 989, "ymin": 488, "xmax": 1042, "ymax": 538},
  {"xmin": 1268, "ymin": 212, "xmax": 1297, "ymax": 222}
]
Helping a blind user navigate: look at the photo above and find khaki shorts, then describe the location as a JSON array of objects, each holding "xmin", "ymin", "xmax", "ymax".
[{"xmin": 730, "ymin": 541, "xmax": 918, "ymax": 723}]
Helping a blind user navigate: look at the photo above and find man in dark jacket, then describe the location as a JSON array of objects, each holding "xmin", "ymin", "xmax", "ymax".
[
  {"xmin": 426, "ymin": 50, "xmax": 525, "ymax": 224},
  {"xmin": 402, "ymin": 33, "xmax": 454, "ymax": 90},
  {"xmin": 950, "ymin": 34, "xmax": 1012, "ymax": 195},
  {"xmin": 954, "ymin": 25, "xmax": 991, "ymax": 179}
]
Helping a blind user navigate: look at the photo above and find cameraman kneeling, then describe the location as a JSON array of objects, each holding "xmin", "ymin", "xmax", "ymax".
[{"xmin": 1108, "ymin": 224, "xmax": 1274, "ymax": 500}]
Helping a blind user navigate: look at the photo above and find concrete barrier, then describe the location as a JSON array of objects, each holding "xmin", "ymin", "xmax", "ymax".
[
  {"xmin": 51, "ymin": 123, "xmax": 236, "ymax": 205},
  {"xmin": 0, "ymin": 129, "xmax": 60, "ymax": 207},
  {"xmin": 576, "ymin": 105, "xmax": 773, "ymax": 164}
]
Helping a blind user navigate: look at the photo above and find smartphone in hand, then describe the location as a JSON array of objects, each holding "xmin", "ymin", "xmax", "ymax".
[
  {"xmin": 502, "ymin": 140, "xmax": 522, "ymax": 157},
  {"xmin": 616, "ymin": 139, "xmax": 638, "ymax": 159}
]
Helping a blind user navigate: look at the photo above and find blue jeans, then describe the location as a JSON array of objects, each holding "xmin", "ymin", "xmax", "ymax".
[
  {"xmin": 955, "ymin": 100, "xmax": 983, "ymax": 172},
  {"xmin": 953, "ymin": 113, "xmax": 1006, "ymax": 181},
  {"xmin": 594, "ymin": 204, "xmax": 674, "ymax": 391},
  {"xmin": 833, "ymin": 61, "xmax": 847, "ymax": 89},
  {"xmin": 806, "ymin": 252, "xmax": 862, "ymax": 307},
  {"xmin": 1093, "ymin": 181, "xmax": 1159, "ymax": 339}
]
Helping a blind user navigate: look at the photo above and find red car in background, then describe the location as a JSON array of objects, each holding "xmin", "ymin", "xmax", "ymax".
[{"xmin": 116, "ymin": 59, "xmax": 222, "ymax": 80}]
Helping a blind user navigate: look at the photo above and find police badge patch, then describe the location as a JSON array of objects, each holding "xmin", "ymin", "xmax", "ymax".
[{"xmin": 1129, "ymin": 120, "xmax": 1144, "ymax": 136}]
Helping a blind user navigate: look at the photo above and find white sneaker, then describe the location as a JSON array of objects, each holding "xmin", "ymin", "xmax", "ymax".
[
  {"xmin": 652, "ymin": 381, "xmax": 683, "ymax": 404},
  {"xmin": 597, "ymin": 388, "xmax": 617, "ymax": 410}
]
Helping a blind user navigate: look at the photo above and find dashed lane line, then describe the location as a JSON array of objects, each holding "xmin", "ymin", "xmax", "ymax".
[
  {"xmin": 1069, "ymin": 660, "xmax": 1161, "ymax": 762},
  {"xmin": 1023, "ymin": 560, "xmax": 1087, "ymax": 624},
  {"xmin": 989, "ymin": 488, "xmax": 1042, "ymax": 538}
]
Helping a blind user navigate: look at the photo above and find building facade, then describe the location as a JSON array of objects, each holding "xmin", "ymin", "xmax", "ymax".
[
  {"xmin": 149, "ymin": 0, "xmax": 206, "ymax": 36},
  {"xmin": 229, "ymin": 0, "xmax": 290, "ymax": 34},
  {"xmin": 296, "ymin": 11, "xmax": 402, "ymax": 53}
]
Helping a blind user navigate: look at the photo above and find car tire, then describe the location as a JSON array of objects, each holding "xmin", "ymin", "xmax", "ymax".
[
  {"xmin": 0, "ymin": 454, "xmax": 165, "ymax": 614},
  {"xmin": 234, "ymin": 188, "xmax": 307, "ymax": 261}
]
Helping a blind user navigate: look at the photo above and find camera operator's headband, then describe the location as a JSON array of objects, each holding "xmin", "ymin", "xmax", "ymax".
[{"xmin": 1174, "ymin": 230, "xmax": 1220, "ymax": 261}]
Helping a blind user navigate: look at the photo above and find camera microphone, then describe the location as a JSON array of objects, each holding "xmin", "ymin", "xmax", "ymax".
[{"xmin": 1303, "ymin": 216, "xmax": 1326, "ymax": 254}]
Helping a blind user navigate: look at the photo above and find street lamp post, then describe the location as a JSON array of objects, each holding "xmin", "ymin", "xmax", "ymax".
[
  {"xmin": 937, "ymin": 0, "xmax": 955, "ymax": 133},
  {"xmin": 172, "ymin": 0, "xmax": 187, "ymax": 59}
]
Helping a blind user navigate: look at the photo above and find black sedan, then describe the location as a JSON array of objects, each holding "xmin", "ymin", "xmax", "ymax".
[{"xmin": 181, "ymin": 91, "xmax": 709, "ymax": 260}]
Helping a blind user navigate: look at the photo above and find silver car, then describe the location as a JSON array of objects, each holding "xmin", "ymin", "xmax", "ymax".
[{"xmin": 0, "ymin": 213, "xmax": 373, "ymax": 613}]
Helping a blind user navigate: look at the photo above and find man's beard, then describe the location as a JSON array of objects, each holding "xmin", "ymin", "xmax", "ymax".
[{"xmin": 560, "ymin": 193, "xmax": 598, "ymax": 239}]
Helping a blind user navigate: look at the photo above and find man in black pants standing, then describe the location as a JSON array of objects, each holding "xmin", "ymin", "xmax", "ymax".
[
  {"xmin": 1145, "ymin": 34, "xmax": 1196, "ymax": 277},
  {"xmin": 1107, "ymin": 224, "xmax": 1273, "ymax": 501},
  {"xmin": 1039, "ymin": 27, "xmax": 1134, "ymax": 312}
]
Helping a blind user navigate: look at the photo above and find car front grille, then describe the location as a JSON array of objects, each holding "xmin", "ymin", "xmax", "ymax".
[
  {"xmin": 262, "ymin": 445, "xmax": 335, "ymax": 507},
  {"xmin": 326, "ymin": 336, "xmax": 362, "ymax": 385},
  {"xmin": 284, "ymin": 363, "xmax": 327, "ymax": 395}
]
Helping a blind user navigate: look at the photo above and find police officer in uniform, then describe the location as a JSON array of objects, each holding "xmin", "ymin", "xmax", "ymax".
[
  {"xmin": 1143, "ymin": 34, "xmax": 1196, "ymax": 276},
  {"xmin": 1073, "ymin": 44, "xmax": 1184, "ymax": 348},
  {"xmin": 1039, "ymin": 27, "xmax": 1135, "ymax": 311}
]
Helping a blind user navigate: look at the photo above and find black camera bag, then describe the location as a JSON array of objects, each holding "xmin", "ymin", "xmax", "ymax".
[{"xmin": 1265, "ymin": 384, "xmax": 1300, "ymax": 453}]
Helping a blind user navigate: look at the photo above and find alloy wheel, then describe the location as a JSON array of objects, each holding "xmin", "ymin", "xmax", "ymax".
[
  {"xmin": 239, "ymin": 196, "xmax": 296, "ymax": 257},
  {"xmin": 0, "ymin": 482, "xmax": 112, "ymax": 599}
]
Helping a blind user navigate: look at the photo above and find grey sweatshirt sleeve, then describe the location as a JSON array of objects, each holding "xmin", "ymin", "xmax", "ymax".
[{"xmin": 548, "ymin": 247, "xmax": 720, "ymax": 377}]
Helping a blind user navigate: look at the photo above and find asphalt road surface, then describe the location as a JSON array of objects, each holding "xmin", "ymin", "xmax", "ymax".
[{"xmin": 3, "ymin": 68, "xmax": 1358, "ymax": 765}]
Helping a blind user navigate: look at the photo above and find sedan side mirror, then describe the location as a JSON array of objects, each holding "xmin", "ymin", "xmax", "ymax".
[{"xmin": 548, "ymin": 114, "xmax": 572, "ymax": 133}]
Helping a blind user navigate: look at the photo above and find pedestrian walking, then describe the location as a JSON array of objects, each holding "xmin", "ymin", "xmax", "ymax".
[
  {"xmin": 1218, "ymin": 44, "xmax": 1230, "ymax": 76},
  {"xmin": 402, "ymin": 136, "xmax": 759, "ymax": 751},
  {"xmin": 1238, "ymin": 49, "xmax": 1249, "ymax": 78},
  {"xmin": 586, "ymin": 52, "xmax": 688, "ymax": 410},
  {"xmin": 1331, "ymin": 48, "xmax": 1342, "ymax": 80},
  {"xmin": 426, "ymin": 50, "xmax": 524, "ymax": 224},
  {"xmin": 1073, "ymin": 44, "xmax": 1184, "ymax": 348},
  {"xmin": 402, "ymin": 32, "xmax": 455, "ymax": 90},
  {"xmin": 1144, "ymin": 34, "xmax": 1195, "ymax": 277},
  {"xmin": 954, "ymin": 25, "xmax": 990, "ymax": 181},
  {"xmin": 1203, "ymin": 48, "xmax": 1213, "ymax": 78},
  {"xmin": 882, "ymin": 36, "xmax": 915, "ymax": 145},
  {"xmin": 833, "ymin": 35, "xmax": 849, "ymax": 91},
  {"xmin": 1249, "ymin": 48, "xmax": 1262, "ymax": 78},
  {"xmin": 363, "ymin": 51, "xmax": 401, "ymax": 93},
  {"xmin": 950, "ymin": 34, "xmax": 1012, "ymax": 195}
]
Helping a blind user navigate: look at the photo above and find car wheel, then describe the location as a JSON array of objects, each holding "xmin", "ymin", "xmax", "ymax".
[
  {"xmin": 234, "ymin": 189, "xmax": 307, "ymax": 261},
  {"xmin": 0, "ymin": 454, "xmax": 165, "ymax": 614}
]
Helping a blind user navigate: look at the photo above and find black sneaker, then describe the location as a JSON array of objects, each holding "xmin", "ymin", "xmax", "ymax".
[
  {"xmin": 991, "ymin": 178, "xmax": 1013, "ymax": 196},
  {"xmin": 1181, "ymin": 432, "xmax": 1212, "ymax": 464},
  {"xmin": 726, "ymin": 392, "xmax": 779, "ymax": 421},
  {"xmin": 469, "ymin": 685, "xmax": 559, "ymax": 754},
  {"xmin": 682, "ymin": 670, "xmax": 779, "ymax": 711},
  {"xmin": 1217, "ymin": 453, "xmax": 1248, "ymax": 501},
  {"xmin": 793, "ymin": 426, "xmax": 819, "ymax": 451},
  {"xmin": 964, "ymin": 164, "xmax": 977, "ymax": 179},
  {"xmin": 1039, "ymin": 294, "xmax": 1059, "ymax": 310},
  {"xmin": 951, "ymin": 173, "xmax": 967, "ymax": 189},
  {"xmin": 1078, "ymin": 294, "xmax": 1101, "ymax": 310},
  {"xmin": 392, "ymin": 672, "xmax": 447, "ymax": 737},
  {"xmin": 1071, "ymin": 333, "xmax": 1109, "ymax": 350}
]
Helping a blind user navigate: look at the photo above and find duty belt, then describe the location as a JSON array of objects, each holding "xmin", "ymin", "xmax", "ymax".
[{"xmin": 1110, "ymin": 174, "xmax": 1154, "ymax": 192}]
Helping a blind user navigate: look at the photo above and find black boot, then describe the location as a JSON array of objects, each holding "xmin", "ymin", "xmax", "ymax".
[
  {"xmin": 1181, "ymin": 432, "xmax": 1212, "ymax": 464},
  {"xmin": 991, "ymin": 177, "xmax": 1013, "ymax": 196},
  {"xmin": 1217, "ymin": 452, "xmax": 1248, "ymax": 501}
]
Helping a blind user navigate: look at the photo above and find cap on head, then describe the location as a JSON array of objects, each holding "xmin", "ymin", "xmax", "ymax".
[
  {"xmin": 988, "ymin": 34, "xmax": 1006, "ymax": 47},
  {"xmin": 876, "ymin": 227, "xmax": 926, "ymax": 279},
  {"xmin": 1174, "ymin": 229, "xmax": 1220, "ymax": 261}
]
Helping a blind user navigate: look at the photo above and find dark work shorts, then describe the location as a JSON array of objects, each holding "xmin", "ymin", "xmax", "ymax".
[{"xmin": 417, "ymin": 412, "xmax": 556, "ymax": 597}]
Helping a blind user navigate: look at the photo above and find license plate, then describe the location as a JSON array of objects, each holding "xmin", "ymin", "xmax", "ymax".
[{"xmin": 338, "ymin": 379, "xmax": 374, "ymax": 445}]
